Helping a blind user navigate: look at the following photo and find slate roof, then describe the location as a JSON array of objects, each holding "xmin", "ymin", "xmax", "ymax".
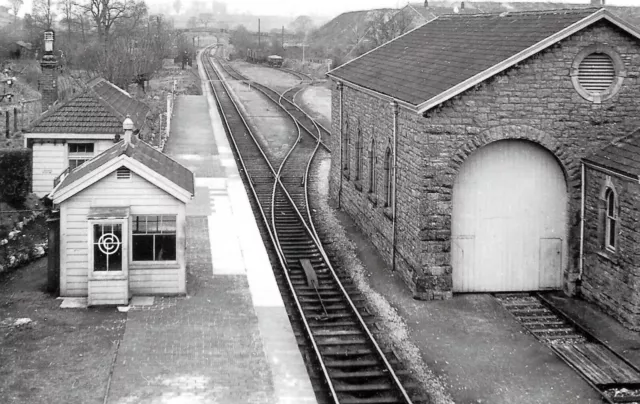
[
  {"xmin": 328, "ymin": 8, "xmax": 607, "ymax": 108},
  {"xmin": 54, "ymin": 135, "xmax": 195, "ymax": 197},
  {"xmin": 28, "ymin": 78, "xmax": 150, "ymax": 134},
  {"xmin": 584, "ymin": 130, "xmax": 640, "ymax": 180}
]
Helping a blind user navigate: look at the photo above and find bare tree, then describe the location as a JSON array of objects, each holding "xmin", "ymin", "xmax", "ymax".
[
  {"xmin": 365, "ymin": 9, "xmax": 412, "ymax": 48},
  {"xmin": 79, "ymin": 0, "xmax": 132, "ymax": 48},
  {"xmin": 33, "ymin": 0, "xmax": 56, "ymax": 29},
  {"xmin": 58, "ymin": 0, "xmax": 75, "ymax": 43},
  {"xmin": 289, "ymin": 15, "xmax": 315, "ymax": 39},
  {"xmin": 8, "ymin": 0, "xmax": 23, "ymax": 25}
]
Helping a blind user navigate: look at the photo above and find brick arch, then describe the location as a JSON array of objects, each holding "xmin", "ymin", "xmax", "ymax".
[{"xmin": 449, "ymin": 125, "xmax": 580, "ymax": 193}]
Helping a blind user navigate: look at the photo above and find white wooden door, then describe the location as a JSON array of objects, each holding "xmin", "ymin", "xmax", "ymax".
[{"xmin": 452, "ymin": 140, "xmax": 567, "ymax": 292}]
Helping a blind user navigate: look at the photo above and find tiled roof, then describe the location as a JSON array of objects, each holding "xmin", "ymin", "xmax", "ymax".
[
  {"xmin": 329, "ymin": 8, "xmax": 601, "ymax": 107},
  {"xmin": 584, "ymin": 130, "xmax": 640, "ymax": 179},
  {"xmin": 28, "ymin": 78, "xmax": 150, "ymax": 134},
  {"xmin": 55, "ymin": 135, "xmax": 195, "ymax": 197}
]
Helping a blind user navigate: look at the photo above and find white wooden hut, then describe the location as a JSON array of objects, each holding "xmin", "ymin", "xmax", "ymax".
[{"xmin": 49, "ymin": 117, "xmax": 194, "ymax": 306}]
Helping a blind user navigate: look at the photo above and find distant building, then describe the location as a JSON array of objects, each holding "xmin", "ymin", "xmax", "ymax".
[{"xmin": 24, "ymin": 76, "xmax": 150, "ymax": 198}]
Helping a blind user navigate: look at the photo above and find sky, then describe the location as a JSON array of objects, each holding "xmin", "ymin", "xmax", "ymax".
[{"xmin": 6, "ymin": 0, "xmax": 640, "ymax": 19}]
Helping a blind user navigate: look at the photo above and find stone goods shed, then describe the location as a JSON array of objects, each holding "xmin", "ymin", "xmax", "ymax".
[
  {"xmin": 24, "ymin": 77, "xmax": 150, "ymax": 198},
  {"xmin": 49, "ymin": 119, "xmax": 194, "ymax": 306},
  {"xmin": 326, "ymin": 7, "xmax": 640, "ymax": 312},
  {"xmin": 582, "ymin": 132, "xmax": 640, "ymax": 329}
]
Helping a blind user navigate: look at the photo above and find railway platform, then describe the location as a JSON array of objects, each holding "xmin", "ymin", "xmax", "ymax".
[{"xmin": 104, "ymin": 62, "xmax": 316, "ymax": 402}]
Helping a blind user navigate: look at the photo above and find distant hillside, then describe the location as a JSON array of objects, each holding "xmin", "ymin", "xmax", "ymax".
[{"xmin": 307, "ymin": 9, "xmax": 395, "ymax": 55}]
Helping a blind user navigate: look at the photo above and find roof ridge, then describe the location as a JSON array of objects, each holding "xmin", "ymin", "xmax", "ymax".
[{"xmin": 437, "ymin": 7, "xmax": 601, "ymax": 18}]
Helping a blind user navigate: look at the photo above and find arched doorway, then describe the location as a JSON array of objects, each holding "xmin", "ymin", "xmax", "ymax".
[{"xmin": 451, "ymin": 140, "xmax": 567, "ymax": 292}]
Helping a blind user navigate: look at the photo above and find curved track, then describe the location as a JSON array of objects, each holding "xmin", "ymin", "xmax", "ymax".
[
  {"xmin": 202, "ymin": 46, "xmax": 421, "ymax": 404},
  {"xmin": 220, "ymin": 60, "xmax": 332, "ymax": 151}
]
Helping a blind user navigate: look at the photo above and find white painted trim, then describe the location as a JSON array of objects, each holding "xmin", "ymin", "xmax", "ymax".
[
  {"xmin": 24, "ymin": 133, "xmax": 116, "ymax": 140},
  {"xmin": 87, "ymin": 218, "xmax": 129, "ymax": 279},
  {"xmin": 582, "ymin": 160, "xmax": 638, "ymax": 182},
  {"xmin": 416, "ymin": 9, "xmax": 626, "ymax": 113},
  {"xmin": 51, "ymin": 155, "xmax": 193, "ymax": 204},
  {"xmin": 59, "ymin": 203, "xmax": 68, "ymax": 296}
]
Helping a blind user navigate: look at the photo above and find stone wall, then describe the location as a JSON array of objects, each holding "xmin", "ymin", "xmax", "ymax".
[
  {"xmin": 329, "ymin": 20, "xmax": 640, "ymax": 299},
  {"xmin": 582, "ymin": 167, "xmax": 640, "ymax": 330}
]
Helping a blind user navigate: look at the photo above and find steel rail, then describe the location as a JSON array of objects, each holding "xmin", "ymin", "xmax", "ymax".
[
  {"xmin": 202, "ymin": 47, "xmax": 341, "ymax": 403},
  {"xmin": 214, "ymin": 55, "xmax": 414, "ymax": 404}
]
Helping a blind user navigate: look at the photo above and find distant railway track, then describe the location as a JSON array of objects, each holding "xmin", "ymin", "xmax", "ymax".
[
  {"xmin": 221, "ymin": 60, "xmax": 332, "ymax": 151},
  {"xmin": 202, "ymin": 45, "xmax": 423, "ymax": 404}
]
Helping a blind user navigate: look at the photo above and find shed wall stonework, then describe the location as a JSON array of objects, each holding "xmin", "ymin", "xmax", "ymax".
[
  {"xmin": 582, "ymin": 168, "xmax": 640, "ymax": 330},
  {"xmin": 329, "ymin": 21, "xmax": 640, "ymax": 299}
]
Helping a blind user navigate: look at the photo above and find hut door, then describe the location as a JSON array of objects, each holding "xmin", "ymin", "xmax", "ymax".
[{"xmin": 92, "ymin": 223, "xmax": 124, "ymax": 272}]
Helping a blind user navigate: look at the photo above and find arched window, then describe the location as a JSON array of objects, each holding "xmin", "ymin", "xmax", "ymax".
[
  {"xmin": 368, "ymin": 138, "xmax": 376, "ymax": 193},
  {"xmin": 342, "ymin": 118, "xmax": 350, "ymax": 172},
  {"xmin": 605, "ymin": 187, "xmax": 617, "ymax": 250},
  {"xmin": 384, "ymin": 146, "xmax": 393, "ymax": 207},
  {"xmin": 355, "ymin": 129, "xmax": 363, "ymax": 180}
]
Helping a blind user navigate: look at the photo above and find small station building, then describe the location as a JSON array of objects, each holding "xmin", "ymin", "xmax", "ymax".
[
  {"xmin": 326, "ymin": 7, "xmax": 640, "ymax": 328},
  {"xmin": 49, "ymin": 118, "xmax": 194, "ymax": 306}
]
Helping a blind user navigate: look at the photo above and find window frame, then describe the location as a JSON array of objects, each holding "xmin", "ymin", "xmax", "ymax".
[
  {"xmin": 604, "ymin": 187, "xmax": 618, "ymax": 252},
  {"xmin": 368, "ymin": 138, "xmax": 376, "ymax": 194},
  {"xmin": 131, "ymin": 214, "xmax": 179, "ymax": 264},
  {"xmin": 384, "ymin": 146, "xmax": 393, "ymax": 208},
  {"xmin": 355, "ymin": 128, "xmax": 363, "ymax": 181},
  {"xmin": 67, "ymin": 142, "xmax": 95, "ymax": 170}
]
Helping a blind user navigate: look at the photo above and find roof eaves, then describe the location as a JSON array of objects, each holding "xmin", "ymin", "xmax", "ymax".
[
  {"xmin": 582, "ymin": 159, "xmax": 639, "ymax": 182},
  {"xmin": 327, "ymin": 75, "xmax": 419, "ymax": 111},
  {"xmin": 416, "ymin": 8, "xmax": 610, "ymax": 114}
]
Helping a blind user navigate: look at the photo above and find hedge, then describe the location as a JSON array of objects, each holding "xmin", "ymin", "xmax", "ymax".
[{"xmin": 0, "ymin": 148, "xmax": 32, "ymax": 206}]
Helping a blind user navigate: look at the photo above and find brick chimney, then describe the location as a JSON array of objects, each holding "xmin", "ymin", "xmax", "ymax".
[
  {"xmin": 461, "ymin": 1, "xmax": 465, "ymax": 9},
  {"xmin": 591, "ymin": 0, "xmax": 605, "ymax": 5},
  {"xmin": 39, "ymin": 29, "xmax": 57, "ymax": 111}
]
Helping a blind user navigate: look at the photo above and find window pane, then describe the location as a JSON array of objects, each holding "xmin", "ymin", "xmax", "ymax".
[
  {"xmin": 146, "ymin": 216, "xmax": 159, "ymax": 233},
  {"xmin": 133, "ymin": 234, "xmax": 155, "ymax": 261},
  {"xmin": 607, "ymin": 192, "xmax": 615, "ymax": 216},
  {"xmin": 609, "ymin": 220, "xmax": 616, "ymax": 248},
  {"xmin": 159, "ymin": 216, "xmax": 176, "ymax": 233},
  {"xmin": 154, "ymin": 235, "xmax": 176, "ymax": 260},
  {"xmin": 132, "ymin": 216, "xmax": 146, "ymax": 234}
]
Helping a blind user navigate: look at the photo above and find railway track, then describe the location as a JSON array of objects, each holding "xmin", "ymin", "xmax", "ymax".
[
  {"xmin": 496, "ymin": 293, "xmax": 640, "ymax": 403},
  {"xmin": 202, "ymin": 46, "xmax": 423, "ymax": 404},
  {"xmin": 219, "ymin": 59, "xmax": 332, "ymax": 151}
]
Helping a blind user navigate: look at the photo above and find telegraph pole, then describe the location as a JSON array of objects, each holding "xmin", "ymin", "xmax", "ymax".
[
  {"xmin": 281, "ymin": 26, "xmax": 284, "ymax": 51},
  {"xmin": 258, "ymin": 18, "xmax": 261, "ymax": 49}
]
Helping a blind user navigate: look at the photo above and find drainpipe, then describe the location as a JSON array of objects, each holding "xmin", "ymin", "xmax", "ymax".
[
  {"xmin": 337, "ymin": 81, "xmax": 343, "ymax": 209},
  {"xmin": 391, "ymin": 100, "xmax": 399, "ymax": 271},
  {"xmin": 579, "ymin": 161, "xmax": 586, "ymax": 283}
]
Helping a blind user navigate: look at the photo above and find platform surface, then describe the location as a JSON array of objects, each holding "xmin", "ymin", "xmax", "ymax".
[{"xmin": 106, "ymin": 51, "xmax": 316, "ymax": 404}]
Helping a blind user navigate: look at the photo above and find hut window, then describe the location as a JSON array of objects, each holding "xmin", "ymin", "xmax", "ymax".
[
  {"xmin": 368, "ymin": 138, "xmax": 376, "ymax": 193},
  {"xmin": 132, "ymin": 215, "xmax": 177, "ymax": 261},
  {"xmin": 355, "ymin": 129, "xmax": 363, "ymax": 180},
  {"xmin": 605, "ymin": 188, "xmax": 617, "ymax": 251},
  {"xmin": 116, "ymin": 167, "xmax": 131, "ymax": 179},
  {"xmin": 68, "ymin": 143, "xmax": 94, "ymax": 170},
  {"xmin": 384, "ymin": 146, "xmax": 393, "ymax": 207}
]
